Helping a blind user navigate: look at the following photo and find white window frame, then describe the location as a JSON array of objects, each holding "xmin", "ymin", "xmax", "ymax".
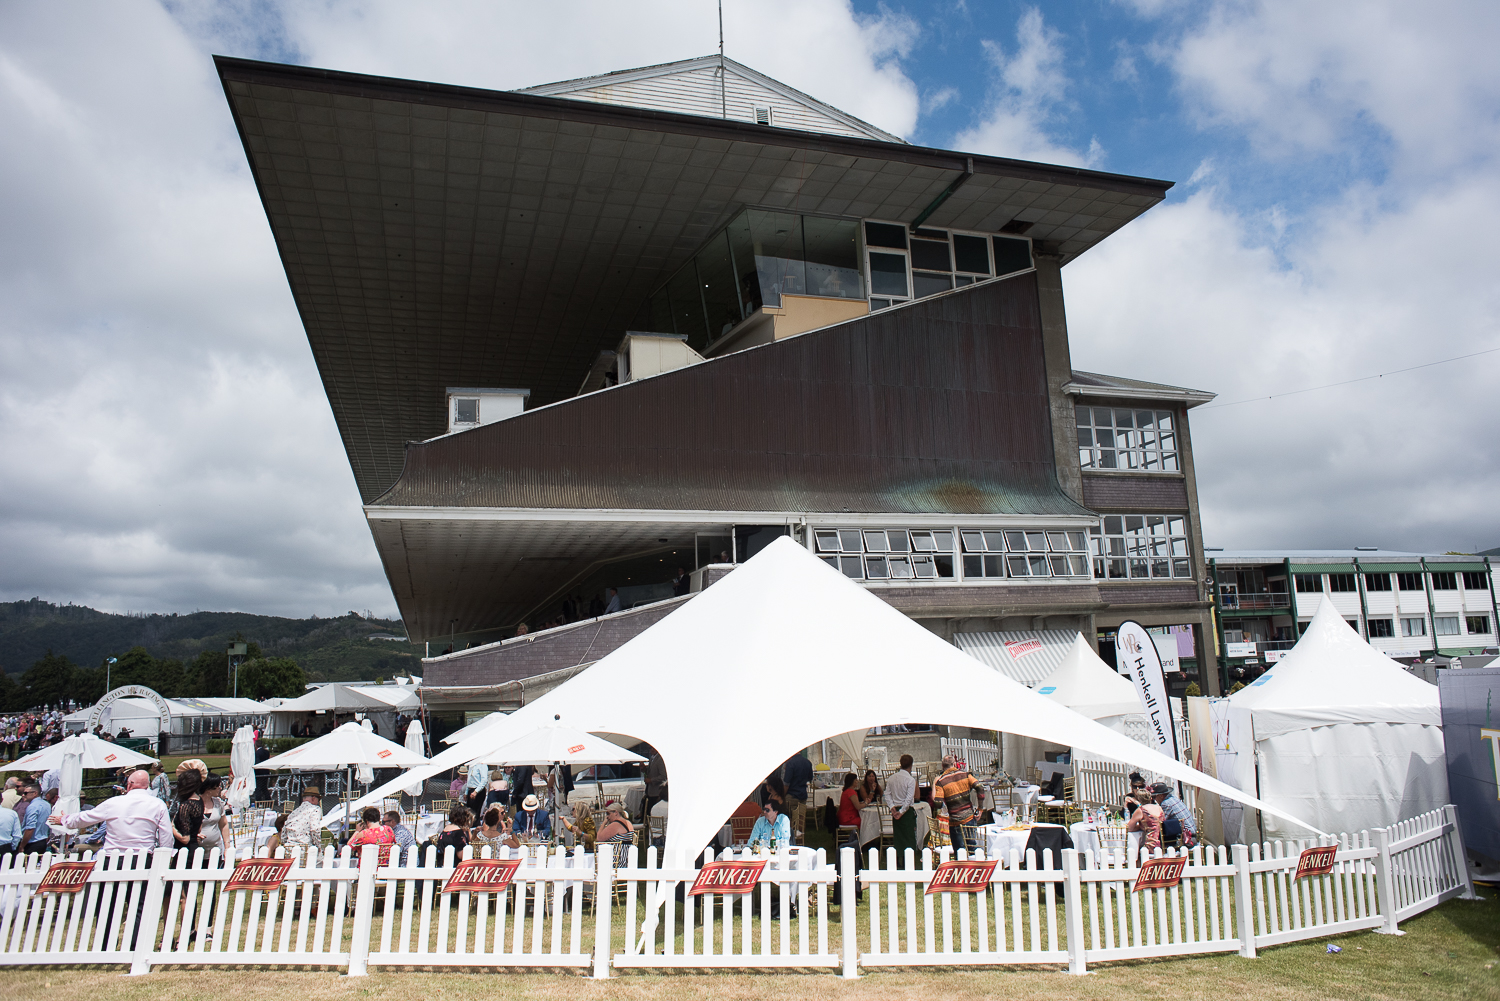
[{"xmin": 1400, "ymin": 616, "xmax": 1427, "ymax": 638}]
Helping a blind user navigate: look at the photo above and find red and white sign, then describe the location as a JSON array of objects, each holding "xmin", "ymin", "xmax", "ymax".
[
  {"xmin": 1294, "ymin": 845, "xmax": 1338, "ymax": 880},
  {"xmin": 443, "ymin": 858, "xmax": 524, "ymax": 894},
  {"xmin": 569, "ymin": 744, "xmax": 585, "ymax": 754},
  {"xmin": 225, "ymin": 857, "xmax": 295, "ymax": 892},
  {"xmin": 688, "ymin": 860, "xmax": 767, "ymax": 896},
  {"xmin": 377, "ymin": 748, "xmax": 392, "ymax": 759},
  {"xmin": 925, "ymin": 859, "xmax": 997, "ymax": 895},
  {"xmin": 37, "ymin": 860, "xmax": 95, "ymax": 894},
  {"xmin": 1004, "ymin": 639, "xmax": 1043, "ymax": 660},
  {"xmin": 1133, "ymin": 855, "xmax": 1188, "ymax": 892},
  {"xmin": 103, "ymin": 753, "xmax": 118, "ymax": 764}
]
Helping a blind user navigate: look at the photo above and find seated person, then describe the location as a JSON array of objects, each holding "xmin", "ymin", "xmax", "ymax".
[
  {"xmin": 596, "ymin": 801, "xmax": 634, "ymax": 850},
  {"xmin": 347, "ymin": 805, "xmax": 396, "ymax": 863},
  {"xmin": 560, "ymin": 800, "xmax": 596, "ymax": 851},
  {"xmin": 837, "ymin": 773, "xmax": 863, "ymax": 839},
  {"xmin": 1124, "ymin": 797, "xmax": 1165, "ymax": 857},
  {"xmin": 1150, "ymin": 782, "xmax": 1197, "ymax": 845},
  {"xmin": 514, "ymin": 794, "xmax": 551, "ymax": 840},
  {"xmin": 265, "ymin": 813, "xmax": 289, "ymax": 854},
  {"xmin": 468, "ymin": 806, "xmax": 512, "ymax": 854},
  {"xmin": 748, "ymin": 799, "xmax": 791, "ymax": 848}
]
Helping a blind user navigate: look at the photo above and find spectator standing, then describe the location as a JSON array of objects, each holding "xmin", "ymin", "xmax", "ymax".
[
  {"xmin": 887, "ymin": 754, "xmax": 917, "ymax": 867},
  {"xmin": 463, "ymin": 763, "xmax": 488, "ymax": 815},
  {"xmin": 172, "ymin": 769, "xmax": 204, "ymax": 856},
  {"xmin": 935, "ymin": 756, "xmax": 978, "ymax": 855},
  {"xmin": 644, "ymin": 749, "xmax": 668, "ymax": 818},
  {"xmin": 0, "ymin": 792, "xmax": 21, "ymax": 855},
  {"xmin": 604, "ymin": 588, "xmax": 622, "ymax": 614},
  {"xmin": 198, "ymin": 775, "xmax": 229, "ymax": 855},
  {"xmin": 148, "ymin": 762, "xmax": 171, "ymax": 805},
  {"xmin": 781, "ymin": 751, "xmax": 812, "ymax": 844},
  {"xmin": 17, "ymin": 782, "xmax": 51, "ymax": 854}
]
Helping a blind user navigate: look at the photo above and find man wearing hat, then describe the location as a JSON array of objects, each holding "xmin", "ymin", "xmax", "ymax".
[
  {"xmin": 280, "ymin": 785, "xmax": 325, "ymax": 850},
  {"xmin": 1150, "ymin": 782, "xmax": 1197, "ymax": 844},
  {"xmin": 514, "ymin": 794, "xmax": 551, "ymax": 840}
]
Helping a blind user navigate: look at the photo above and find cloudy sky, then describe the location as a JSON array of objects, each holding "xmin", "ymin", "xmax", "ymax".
[{"xmin": 3, "ymin": 1, "xmax": 1497, "ymax": 619}]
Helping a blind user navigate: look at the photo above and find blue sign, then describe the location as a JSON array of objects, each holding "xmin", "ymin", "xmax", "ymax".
[
  {"xmin": 1438, "ymin": 667, "xmax": 1500, "ymax": 861},
  {"xmin": 1038, "ymin": 686, "xmax": 1057, "ymax": 695}
]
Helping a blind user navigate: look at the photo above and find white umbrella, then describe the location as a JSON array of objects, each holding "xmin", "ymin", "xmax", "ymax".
[
  {"xmin": 475, "ymin": 724, "xmax": 646, "ymax": 768},
  {"xmin": 1, "ymin": 732, "xmax": 156, "ymax": 772},
  {"xmin": 257, "ymin": 721, "xmax": 428, "ymax": 831},
  {"xmin": 402, "ymin": 719, "xmax": 427, "ymax": 799},
  {"xmin": 50, "ymin": 736, "xmax": 86, "ymax": 846},
  {"xmin": 226, "ymin": 725, "xmax": 256, "ymax": 812}
]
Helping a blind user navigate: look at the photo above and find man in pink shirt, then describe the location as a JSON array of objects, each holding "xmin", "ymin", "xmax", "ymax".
[{"xmin": 55, "ymin": 769, "xmax": 173, "ymax": 852}]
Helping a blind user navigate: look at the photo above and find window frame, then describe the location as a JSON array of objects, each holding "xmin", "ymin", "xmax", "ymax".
[
  {"xmin": 1076, "ymin": 406, "xmax": 1182, "ymax": 474},
  {"xmin": 1400, "ymin": 616, "xmax": 1427, "ymax": 638},
  {"xmin": 1462, "ymin": 571, "xmax": 1489, "ymax": 591},
  {"xmin": 1089, "ymin": 514, "xmax": 1193, "ymax": 581},
  {"xmin": 1466, "ymin": 615, "xmax": 1491, "ymax": 635},
  {"xmin": 1367, "ymin": 618, "xmax": 1395, "ymax": 638},
  {"xmin": 1433, "ymin": 616, "xmax": 1461, "ymax": 636},
  {"xmin": 1430, "ymin": 572, "xmax": 1458, "ymax": 591}
]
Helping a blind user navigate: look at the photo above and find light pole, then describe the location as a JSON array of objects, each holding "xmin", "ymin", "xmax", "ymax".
[
  {"xmin": 227, "ymin": 643, "xmax": 248, "ymax": 698},
  {"xmin": 105, "ymin": 656, "xmax": 117, "ymax": 691}
]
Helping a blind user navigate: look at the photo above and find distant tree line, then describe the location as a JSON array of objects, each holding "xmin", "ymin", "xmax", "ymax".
[{"xmin": 0, "ymin": 641, "xmax": 307, "ymax": 712}]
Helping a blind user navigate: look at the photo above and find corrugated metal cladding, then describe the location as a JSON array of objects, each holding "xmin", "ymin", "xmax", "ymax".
[
  {"xmin": 953, "ymin": 630, "xmax": 1078, "ymax": 685},
  {"xmin": 1081, "ymin": 474, "xmax": 1190, "ymax": 511},
  {"xmin": 422, "ymin": 598, "xmax": 687, "ymax": 688},
  {"xmin": 375, "ymin": 275, "xmax": 1091, "ymax": 518}
]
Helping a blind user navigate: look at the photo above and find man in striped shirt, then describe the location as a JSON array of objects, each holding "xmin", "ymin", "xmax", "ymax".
[{"xmin": 935, "ymin": 756, "xmax": 977, "ymax": 854}]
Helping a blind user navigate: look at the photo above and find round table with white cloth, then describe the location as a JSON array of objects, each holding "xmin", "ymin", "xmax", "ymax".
[
  {"xmin": 857, "ymin": 802, "xmax": 930, "ymax": 850},
  {"xmin": 1070, "ymin": 822, "xmax": 1143, "ymax": 861},
  {"xmin": 977, "ymin": 822, "xmax": 1066, "ymax": 865}
]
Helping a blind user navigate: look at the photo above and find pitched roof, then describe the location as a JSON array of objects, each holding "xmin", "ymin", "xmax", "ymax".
[
  {"xmin": 1065, "ymin": 370, "xmax": 1216, "ymax": 407},
  {"xmin": 519, "ymin": 54, "xmax": 906, "ymax": 143}
]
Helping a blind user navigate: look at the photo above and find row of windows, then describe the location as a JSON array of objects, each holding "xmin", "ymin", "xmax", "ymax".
[
  {"xmin": 1364, "ymin": 615, "xmax": 1491, "ymax": 638},
  {"xmin": 1076, "ymin": 407, "xmax": 1180, "ymax": 472},
  {"xmin": 864, "ymin": 221, "xmax": 1033, "ymax": 311},
  {"xmin": 812, "ymin": 526, "xmax": 1094, "ymax": 581},
  {"xmin": 1090, "ymin": 515, "xmax": 1193, "ymax": 580},
  {"xmin": 1296, "ymin": 571, "xmax": 1491, "ymax": 593}
]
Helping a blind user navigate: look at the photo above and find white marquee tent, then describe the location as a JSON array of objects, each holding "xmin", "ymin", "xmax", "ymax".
[
  {"xmin": 1219, "ymin": 599, "xmax": 1448, "ymax": 841},
  {"xmin": 341, "ymin": 538, "xmax": 1319, "ymax": 851}
]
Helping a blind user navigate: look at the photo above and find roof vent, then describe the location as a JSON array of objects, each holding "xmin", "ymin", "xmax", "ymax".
[
  {"xmin": 1355, "ymin": 546, "xmax": 1379, "ymax": 551},
  {"xmin": 754, "ymin": 106, "xmax": 774, "ymax": 126}
]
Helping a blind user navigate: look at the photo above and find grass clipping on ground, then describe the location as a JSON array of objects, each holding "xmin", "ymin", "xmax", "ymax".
[{"xmin": 8, "ymin": 889, "xmax": 1497, "ymax": 1001}]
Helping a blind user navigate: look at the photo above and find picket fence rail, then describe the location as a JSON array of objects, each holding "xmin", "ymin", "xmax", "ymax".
[{"xmin": 0, "ymin": 804, "xmax": 1476, "ymax": 976}]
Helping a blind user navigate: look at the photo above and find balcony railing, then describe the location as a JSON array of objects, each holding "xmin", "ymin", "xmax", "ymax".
[{"xmin": 1218, "ymin": 592, "xmax": 1291, "ymax": 611}]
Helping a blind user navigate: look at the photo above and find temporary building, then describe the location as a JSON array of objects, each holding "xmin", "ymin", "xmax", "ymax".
[
  {"xmin": 1219, "ymin": 599, "xmax": 1448, "ymax": 842},
  {"xmin": 268, "ymin": 683, "xmax": 419, "ymax": 739},
  {"xmin": 341, "ymin": 538, "xmax": 1318, "ymax": 856}
]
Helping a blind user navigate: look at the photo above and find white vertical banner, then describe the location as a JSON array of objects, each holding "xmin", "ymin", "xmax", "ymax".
[{"xmin": 1116, "ymin": 620, "xmax": 1180, "ymax": 762}]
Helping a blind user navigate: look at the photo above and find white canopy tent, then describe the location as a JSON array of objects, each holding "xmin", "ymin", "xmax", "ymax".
[
  {"xmin": 268, "ymin": 683, "xmax": 418, "ymax": 739},
  {"xmin": 1002, "ymin": 632, "xmax": 1152, "ymax": 775},
  {"xmin": 343, "ymin": 538, "xmax": 1319, "ymax": 853},
  {"xmin": 1219, "ymin": 600, "xmax": 1448, "ymax": 842},
  {"xmin": 1, "ymin": 733, "xmax": 157, "ymax": 772}
]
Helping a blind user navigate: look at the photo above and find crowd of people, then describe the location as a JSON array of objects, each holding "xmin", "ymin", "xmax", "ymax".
[{"xmin": 0, "ymin": 710, "xmax": 67, "ymax": 761}]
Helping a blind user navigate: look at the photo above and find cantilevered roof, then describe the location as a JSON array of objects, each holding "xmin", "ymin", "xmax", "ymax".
[
  {"xmin": 1064, "ymin": 371, "xmax": 1216, "ymax": 407},
  {"xmin": 216, "ymin": 56, "xmax": 1173, "ymax": 502}
]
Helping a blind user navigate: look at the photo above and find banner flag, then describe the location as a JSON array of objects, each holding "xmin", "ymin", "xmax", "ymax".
[
  {"xmin": 1117, "ymin": 620, "xmax": 1180, "ymax": 762},
  {"xmin": 443, "ymin": 858, "xmax": 524, "ymax": 894},
  {"xmin": 1133, "ymin": 855, "xmax": 1188, "ymax": 892},
  {"xmin": 225, "ymin": 858, "xmax": 295, "ymax": 892}
]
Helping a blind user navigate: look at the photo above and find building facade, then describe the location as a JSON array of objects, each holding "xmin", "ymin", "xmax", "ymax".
[{"xmin": 217, "ymin": 54, "xmax": 1223, "ymax": 721}]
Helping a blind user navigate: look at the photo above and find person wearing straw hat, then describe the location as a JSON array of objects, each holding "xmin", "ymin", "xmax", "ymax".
[
  {"xmin": 514, "ymin": 793, "xmax": 551, "ymax": 840},
  {"xmin": 280, "ymin": 785, "xmax": 324, "ymax": 849}
]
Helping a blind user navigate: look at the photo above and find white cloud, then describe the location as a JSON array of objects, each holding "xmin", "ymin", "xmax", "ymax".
[{"xmin": 951, "ymin": 8, "xmax": 1103, "ymax": 167}]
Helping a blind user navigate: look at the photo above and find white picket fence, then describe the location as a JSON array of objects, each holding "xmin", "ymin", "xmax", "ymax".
[
  {"xmin": 0, "ymin": 805, "xmax": 1476, "ymax": 976},
  {"xmin": 940, "ymin": 737, "xmax": 999, "ymax": 773}
]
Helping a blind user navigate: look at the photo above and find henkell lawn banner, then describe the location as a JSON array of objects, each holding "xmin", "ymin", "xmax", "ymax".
[
  {"xmin": 224, "ymin": 857, "xmax": 296, "ymax": 892},
  {"xmin": 925, "ymin": 859, "xmax": 998, "ymax": 894},
  {"xmin": 1294, "ymin": 845, "xmax": 1338, "ymax": 880},
  {"xmin": 442, "ymin": 858, "xmax": 524, "ymax": 894},
  {"xmin": 689, "ymin": 860, "xmax": 767, "ymax": 896},
  {"xmin": 1133, "ymin": 855, "xmax": 1188, "ymax": 892},
  {"xmin": 1117, "ymin": 620, "xmax": 1180, "ymax": 762},
  {"xmin": 36, "ymin": 860, "xmax": 95, "ymax": 894}
]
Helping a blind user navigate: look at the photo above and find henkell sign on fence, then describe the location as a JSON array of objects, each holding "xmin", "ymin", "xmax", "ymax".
[
  {"xmin": 224, "ymin": 858, "xmax": 295, "ymax": 892},
  {"xmin": 689, "ymin": 860, "xmax": 768, "ymax": 896},
  {"xmin": 442, "ymin": 858, "xmax": 524, "ymax": 894},
  {"xmin": 925, "ymin": 859, "xmax": 998, "ymax": 894},
  {"xmin": 1133, "ymin": 855, "xmax": 1188, "ymax": 892},
  {"xmin": 1294, "ymin": 845, "xmax": 1338, "ymax": 880},
  {"xmin": 36, "ymin": 860, "xmax": 95, "ymax": 894}
]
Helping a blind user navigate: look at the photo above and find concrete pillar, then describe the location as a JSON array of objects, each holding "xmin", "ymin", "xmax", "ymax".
[{"xmin": 1032, "ymin": 252, "xmax": 1084, "ymax": 505}]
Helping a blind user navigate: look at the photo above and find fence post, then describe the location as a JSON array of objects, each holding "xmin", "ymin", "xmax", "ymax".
[
  {"xmin": 1372, "ymin": 827, "xmax": 1404, "ymax": 936},
  {"xmin": 839, "ymin": 846, "xmax": 859, "ymax": 979},
  {"xmin": 127, "ymin": 847, "xmax": 172, "ymax": 976},
  {"xmin": 1443, "ymin": 805, "xmax": 1480, "ymax": 900},
  {"xmin": 592, "ymin": 845, "xmax": 613, "ymax": 978},
  {"xmin": 1061, "ymin": 849, "xmax": 1087, "ymax": 975},
  {"xmin": 346, "ymin": 844, "xmax": 377, "ymax": 975},
  {"xmin": 1232, "ymin": 843, "xmax": 1256, "ymax": 958}
]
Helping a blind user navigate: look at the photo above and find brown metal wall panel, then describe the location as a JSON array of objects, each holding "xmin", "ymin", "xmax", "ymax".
[
  {"xmin": 1097, "ymin": 582, "xmax": 1201, "ymax": 606},
  {"xmin": 1081, "ymin": 473, "xmax": 1190, "ymax": 511},
  {"xmin": 875, "ymin": 584, "xmax": 1102, "ymax": 617},
  {"xmin": 375, "ymin": 275, "xmax": 1089, "ymax": 517}
]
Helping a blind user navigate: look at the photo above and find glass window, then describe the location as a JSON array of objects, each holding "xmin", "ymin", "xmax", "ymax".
[
  {"xmin": 888, "ymin": 556, "xmax": 914, "ymax": 579},
  {"xmin": 932, "ymin": 531, "xmax": 954, "ymax": 551},
  {"xmin": 1294, "ymin": 574, "xmax": 1323, "ymax": 593},
  {"xmin": 1327, "ymin": 573, "xmax": 1357, "ymax": 592},
  {"xmin": 815, "ymin": 530, "xmax": 840, "ymax": 552},
  {"xmin": 865, "ymin": 556, "xmax": 888, "ymax": 579},
  {"xmin": 838, "ymin": 529, "xmax": 862, "ymax": 552},
  {"xmin": 887, "ymin": 530, "xmax": 910, "ymax": 552},
  {"xmin": 839, "ymin": 556, "xmax": 862, "ymax": 579},
  {"xmin": 453, "ymin": 398, "xmax": 478, "ymax": 424},
  {"xmin": 1434, "ymin": 616, "xmax": 1461, "ymax": 635},
  {"xmin": 1467, "ymin": 615, "xmax": 1490, "ymax": 634},
  {"xmin": 1089, "ymin": 515, "xmax": 1192, "ymax": 580},
  {"xmin": 953, "ymin": 234, "xmax": 990, "ymax": 275},
  {"xmin": 1076, "ymin": 408, "xmax": 1179, "ymax": 472},
  {"xmin": 912, "ymin": 272, "xmax": 952, "ymax": 298},
  {"xmin": 696, "ymin": 230, "xmax": 743, "ymax": 341},
  {"xmin": 869, "ymin": 252, "xmax": 909, "ymax": 297},
  {"xmin": 869, "ymin": 297, "xmax": 892, "ymax": 310},
  {"xmin": 1397, "ymin": 572, "xmax": 1423, "ymax": 591},
  {"xmin": 1368, "ymin": 619, "xmax": 1394, "ymax": 638},
  {"xmin": 802, "ymin": 216, "xmax": 863, "ymax": 300},
  {"xmin": 993, "ymin": 236, "xmax": 1032, "ymax": 274},
  {"xmin": 864, "ymin": 221, "xmax": 907, "ymax": 249},
  {"xmin": 1401, "ymin": 617, "xmax": 1426, "ymax": 637},
  {"xmin": 748, "ymin": 209, "xmax": 805, "ymax": 306},
  {"xmin": 910, "ymin": 239, "xmax": 952, "ymax": 272},
  {"xmin": 1430, "ymin": 572, "xmax": 1457, "ymax": 590},
  {"xmin": 1462, "ymin": 572, "xmax": 1488, "ymax": 591},
  {"xmin": 1364, "ymin": 573, "xmax": 1391, "ymax": 591},
  {"xmin": 863, "ymin": 530, "xmax": 890, "ymax": 553},
  {"xmin": 666, "ymin": 262, "xmax": 708, "ymax": 348}
]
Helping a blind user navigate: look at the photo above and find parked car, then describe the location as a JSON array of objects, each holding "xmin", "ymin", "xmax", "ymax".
[{"xmin": 566, "ymin": 763, "xmax": 645, "ymax": 811}]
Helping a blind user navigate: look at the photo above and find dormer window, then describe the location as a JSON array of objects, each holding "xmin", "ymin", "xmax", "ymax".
[{"xmin": 453, "ymin": 398, "xmax": 479, "ymax": 425}]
